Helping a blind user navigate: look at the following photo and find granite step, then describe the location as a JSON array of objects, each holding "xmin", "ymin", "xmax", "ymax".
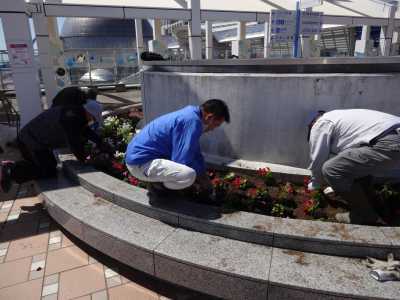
[
  {"xmin": 59, "ymin": 154, "xmax": 400, "ymax": 260},
  {"xmin": 38, "ymin": 174, "xmax": 400, "ymax": 300}
]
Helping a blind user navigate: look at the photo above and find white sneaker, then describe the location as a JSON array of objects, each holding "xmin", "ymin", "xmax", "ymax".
[{"xmin": 335, "ymin": 212, "xmax": 351, "ymax": 224}]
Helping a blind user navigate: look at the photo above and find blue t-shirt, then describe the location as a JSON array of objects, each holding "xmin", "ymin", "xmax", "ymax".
[{"xmin": 125, "ymin": 105, "xmax": 205, "ymax": 175}]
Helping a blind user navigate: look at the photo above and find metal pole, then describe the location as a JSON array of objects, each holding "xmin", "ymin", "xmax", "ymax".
[
  {"xmin": 293, "ymin": 1, "xmax": 301, "ymax": 58},
  {"xmin": 87, "ymin": 50, "xmax": 92, "ymax": 86}
]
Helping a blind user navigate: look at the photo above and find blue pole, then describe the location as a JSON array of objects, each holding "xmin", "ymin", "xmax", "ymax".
[{"xmin": 293, "ymin": 1, "xmax": 301, "ymax": 58}]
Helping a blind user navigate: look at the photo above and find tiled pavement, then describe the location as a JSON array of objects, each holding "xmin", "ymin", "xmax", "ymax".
[{"xmin": 0, "ymin": 182, "xmax": 214, "ymax": 300}]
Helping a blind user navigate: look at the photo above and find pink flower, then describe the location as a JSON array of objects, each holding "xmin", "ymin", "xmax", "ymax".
[
  {"xmin": 257, "ymin": 167, "xmax": 271, "ymax": 177},
  {"xmin": 128, "ymin": 176, "xmax": 139, "ymax": 186}
]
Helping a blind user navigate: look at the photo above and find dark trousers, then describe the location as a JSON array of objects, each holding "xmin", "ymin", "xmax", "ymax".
[{"xmin": 10, "ymin": 140, "xmax": 57, "ymax": 184}]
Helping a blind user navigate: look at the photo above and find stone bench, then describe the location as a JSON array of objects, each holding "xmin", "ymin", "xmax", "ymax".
[
  {"xmin": 59, "ymin": 154, "xmax": 400, "ymax": 260},
  {"xmin": 39, "ymin": 173, "xmax": 400, "ymax": 300}
]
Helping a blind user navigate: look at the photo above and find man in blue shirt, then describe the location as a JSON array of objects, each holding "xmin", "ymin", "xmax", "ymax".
[{"xmin": 125, "ymin": 99, "xmax": 230, "ymax": 195}]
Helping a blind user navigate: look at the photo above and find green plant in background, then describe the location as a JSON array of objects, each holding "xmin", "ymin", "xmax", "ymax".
[
  {"xmin": 271, "ymin": 203, "xmax": 286, "ymax": 217},
  {"xmin": 116, "ymin": 121, "xmax": 133, "ymax": 145},
  {"xmin": 102, "ymin": 116, "xmax": 121, "ymax": 137}
]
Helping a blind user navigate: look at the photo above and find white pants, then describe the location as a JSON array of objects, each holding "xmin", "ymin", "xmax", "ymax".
[{"xmin": 126, "ymin": 159, "xmax": 196, "ymax": 190}]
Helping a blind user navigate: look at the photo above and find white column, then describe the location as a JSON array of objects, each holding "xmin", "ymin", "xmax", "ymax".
[
  {"xmin": 205, "ymin": 21, "xmax": 213, "ymax": 59},
  {"xmin": 32, "ymin": 4, "xmax": 59, "ymax": 107},
  {"xmin": 232, "ymin": 21, "xmax": 249, "ymax": 58},
  {"xmin": 354, "ymin": 25, "xmax": 371, "ymax": 56},
  {"xmin": 1, "ymin": 1, "xmax": 43, "ymax": 126},
  {"xmin": 148, "ymin": 19, "xmax": 165, "ymax": 55},
  {"xmin": 188, "ymin": 0, "xmax": 202, "ymax": 60},
  {"xmin": 135, "ymin": 19, "xmax": 144, "ymax": 67},
  {"xmin": 380, "ymin": 4, "xmax": 396, "ymax": 56},
  {"xmin": 263, "ymin": 21, "xmax": 270, "ymax": 58}
]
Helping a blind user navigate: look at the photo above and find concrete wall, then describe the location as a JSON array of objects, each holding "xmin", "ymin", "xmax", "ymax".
[{"xmin": 142, "ymin": 72, "xmax": 400, "ymax": 168}]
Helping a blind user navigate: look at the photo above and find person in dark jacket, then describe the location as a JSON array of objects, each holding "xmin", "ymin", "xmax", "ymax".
[
  {"xmin": 0, "ymin": 100, "xmax": 111, "ymax": 193},
  {"xmin": 51, "ymin": 86, "xmax": 87, "ymax": 107}
]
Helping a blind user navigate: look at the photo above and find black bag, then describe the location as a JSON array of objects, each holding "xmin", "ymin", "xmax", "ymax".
[{"xmin": 140, "ymin": 51, "xmax": 165, "ymax": 61}]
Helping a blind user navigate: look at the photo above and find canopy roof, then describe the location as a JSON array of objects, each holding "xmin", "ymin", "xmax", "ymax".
[{"xmin": 42, "ymin": 0, "xmax": 399, "ymax": 18}]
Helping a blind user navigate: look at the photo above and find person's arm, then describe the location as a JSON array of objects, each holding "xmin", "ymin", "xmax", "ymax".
[
  {"xmin": 308, "ymin": 119, "xmax": 334, "ymax": 189},
  {"xmin": 60, "ymin": 107, "xmax": 88, "ymax": 162},
  {"xmin": 171, "ymin": 119, "xmax": 205, "ymax": 175}
]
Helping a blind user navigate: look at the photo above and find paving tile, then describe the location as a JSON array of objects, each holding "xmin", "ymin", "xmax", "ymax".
[
  {"xmin": 44, "ymin": 274, "xmax": 59, "ymax": 286},
  {"xmin": 48, "ymin": 243, "xmax": 61, "ymax": 251},
  {"xmin": 29, "ymin": 268, "xmax": 44, "ymax": 280},
  {"xmin": 6, "ymin": 210, "xmax": 20, "ymax": 222},
  {"xmin": 61, "ymin": 234, "xmax": 74, "ymax": 248},
  {"xmin": 12, "ymin": 196, "xmax": 42, "ymax": 211},
  {"xmin": 49, "ymin": 236, "xmax": 61, "ymax": 245},
  {"xmin": 108, "ymin": 283, "xmax": 159, "ymax": 300},
  {"xmin": 58, "ymin": 263, "xmax": 106, "ymax": 300},
  {"xmin": 104, "ymin": 268, "xmax": 119, "ymax": 278},
  {"xmin": 0, "ymin": 256, "xmax": 4, "ymax": 263},
  {"xmin": 42, "ymin": 283, "xmax": 58, "ymax": 296},
  {"xmin": 0, "ymin": 219, "xmax": 39, "ymax": 242},
  {"xmin": 0, "ymin": 248, "xmax": 7, "ymax": 256},
  {"xmin": 6, "ymin": 233, "xmax": 49, "ymax": 261},
  {"xmin": 0, "ymin": 257, "xmax": 31, "ymax": 288},
  {"xmin": 106, "ymin": 276, "xmax": 122, "ymax": 288},
  {"xmin": 45, "ymin": 245, "xmax": 89, "ymax": 275},
  {"xmin": 89, "ymin": 256, "xmax": 98, "ymax": 264},
  {"xmin": 42, "ymin": 293, "xmax": 58, "ymax": 300},
  {"xmin": 31, "ymin": 260, "xmax": 45, "ymax": 271},
  {"xmin": 74, "ymin": 295, "xmax": 91, "ymax": 300},
  {"xmin": 0, "ymin": 212, "xmax": 8, "ymax": 223},
  {"xmin": 32, "ymin": 253, "xmax": 46, "ymax": 262},
  {"xmin": 30, "ymin": 258, "xmax": 46, "ymax": 280},
  {"xmin": 0, "ymin": 278, "xmax": 42, "ymax": 300},
  {"xmin": 92, "ymin": 289, "xmax": 108, "ymax": 300}
]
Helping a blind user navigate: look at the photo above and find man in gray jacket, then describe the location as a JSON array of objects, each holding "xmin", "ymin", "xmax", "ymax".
[{"xmin": 307, "ymin": 109, "xmax": 400, "ymax": 225}]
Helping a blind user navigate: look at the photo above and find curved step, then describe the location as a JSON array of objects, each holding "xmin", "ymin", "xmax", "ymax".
[
  {"xmin": 38, "ymin": 174, "xmax": 400, "ymax": 300},
  {"xmin": 60, "ymin": 154, "xmax": 400, "ymax": 260}
]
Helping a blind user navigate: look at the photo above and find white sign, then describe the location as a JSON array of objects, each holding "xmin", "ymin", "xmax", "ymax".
[
  {"xmin": 270, "ymin": 10, "xmax": 296, "ymax": 42},
  {"xmin": 8, "ymin": 42, "xmax": 32, "ymax": 67},
  {"xmin": 301, "ymin": 11, "xmax": 322, "ymax": 37},
  {"xmin": 300, "ymin": 0, "xmax": 323, "ymax": 9},
  {"xmin": 270, "ymin": 9, "xmax": 322, "ymax": 42}
]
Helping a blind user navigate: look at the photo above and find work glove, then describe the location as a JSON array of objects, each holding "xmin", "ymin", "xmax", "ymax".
[
  {"xmin": 364, "ymin": 253, "xmax": 400, "ymax": 282},
  {"xmin": 307, "ymin": 180, "xmax": 320, "ymax": 191}
]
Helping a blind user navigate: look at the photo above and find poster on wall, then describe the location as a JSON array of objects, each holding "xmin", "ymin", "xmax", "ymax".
[{"xmin": 8, "ymin": 42, "xmax": 32, "ymax": 67}]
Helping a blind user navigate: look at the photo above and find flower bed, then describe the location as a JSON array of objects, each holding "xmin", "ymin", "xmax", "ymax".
[{"xmin": 85, "ymin": 114, "xmax": 400, "ymax": 224}]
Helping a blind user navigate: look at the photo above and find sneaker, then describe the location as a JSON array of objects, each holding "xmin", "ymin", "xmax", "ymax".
[
  {"xmin": 335, "ymin": 212, "xmax": 351, "ymax": 224},
  {"xmin": 147, "ymin": 182, "xmax": 177, "ymax": 198},
  {"xmin": 0, "ymin": 162, "xmax": 13, "ymax": 193}
]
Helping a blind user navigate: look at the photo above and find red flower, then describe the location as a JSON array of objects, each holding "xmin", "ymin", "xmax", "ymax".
[
  {"xmin": 112, "ymin": 161, "xmax": 125, "ymax": 171},
  {"xmin": 128, "ymin": 176, "xmax": 139, "ymax": 186},
  {"xmin": 303, "ymin": 198, "xmax": 316, "ymax": 213},
  {"xmin": 246, "ymin": 188, "xmax": 258, "ymax": 199},
  {"xmin": 285, "ymin": 182, "xmax": 294, "ymax": 194},
  {"xmin": 231, "ymin": 177, "xmax": 242, "ymax": 189},
  {"xmin": 211, "ymin": 177, "xmax": 223, "ymax": 187},
  {"xmin": 303, "ymin": 177, "xmax": 311, "ymax": 187},
  {"xmin": 257, "ymin": 167, "xmax": 271, "ymax": 177}
]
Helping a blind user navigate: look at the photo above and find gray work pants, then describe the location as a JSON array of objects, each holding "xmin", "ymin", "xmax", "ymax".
[{"xmin": 321, "ymin": 132, "xmax": 400, "ymax": 224}]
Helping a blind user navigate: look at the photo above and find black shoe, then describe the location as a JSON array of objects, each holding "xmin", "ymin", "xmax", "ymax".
[
  {"xmin": 147, "ymin": 182, "xmax": 176, "ymax": 198},
  {"xmin": 0, "ymin": 162, "xmax": 13, "ymax": 193}
]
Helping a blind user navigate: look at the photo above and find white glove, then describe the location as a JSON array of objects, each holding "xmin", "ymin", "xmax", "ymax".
[{"xmin": 307, "ymin": 181, "xmax": 320, "ymax": 191}]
